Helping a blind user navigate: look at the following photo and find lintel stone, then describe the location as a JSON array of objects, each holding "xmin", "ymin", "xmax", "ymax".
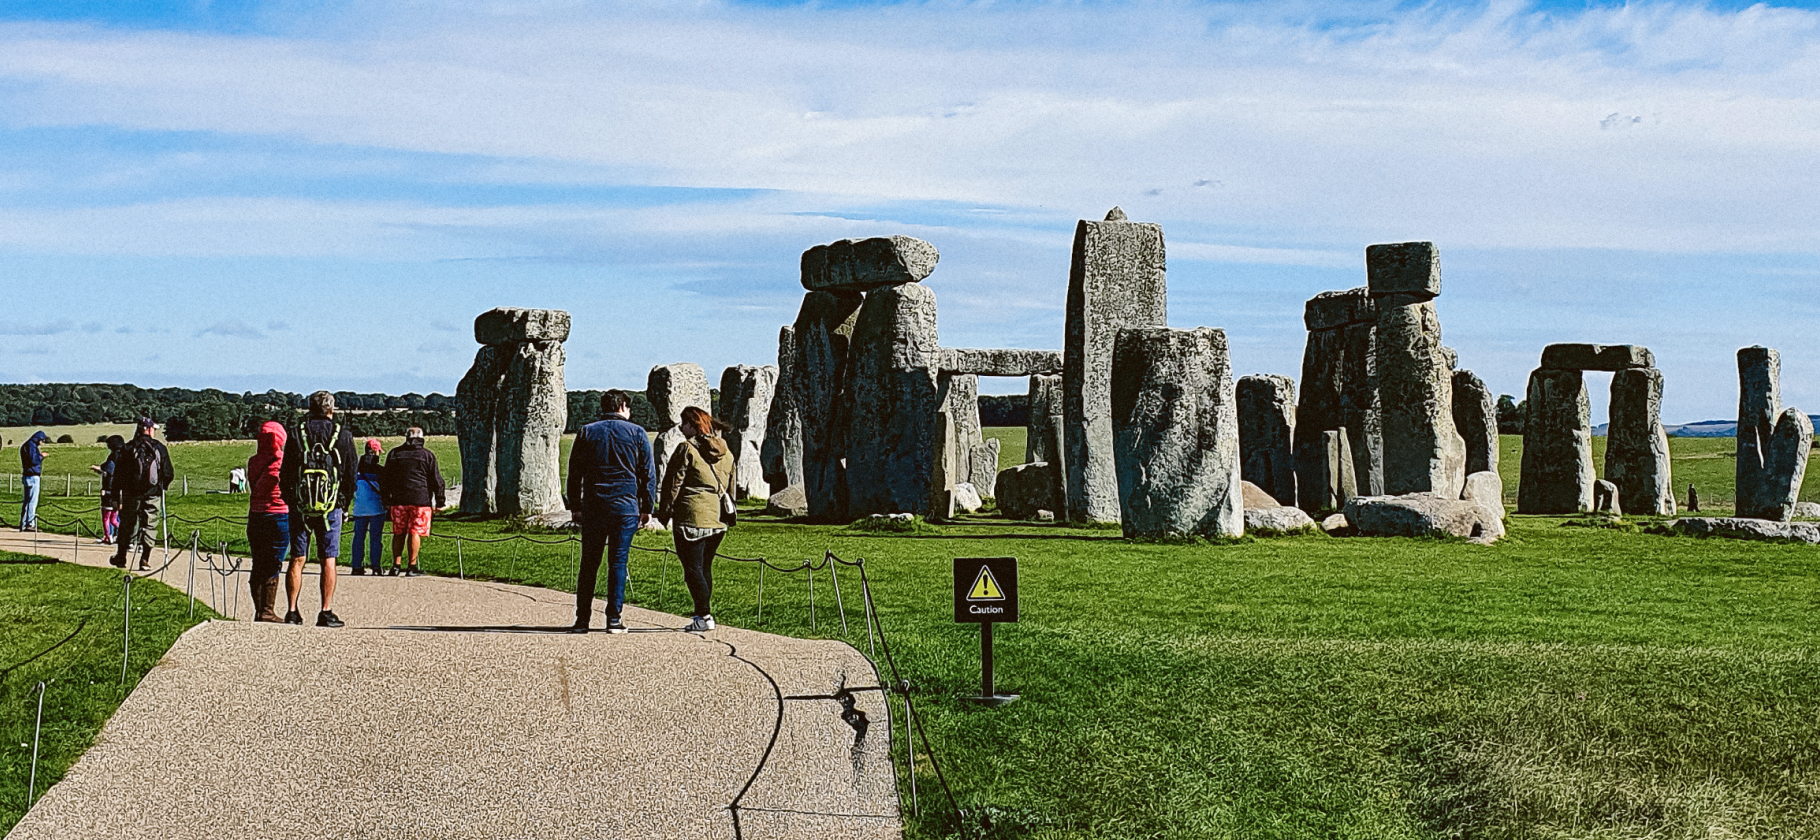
[
  {"xmin": 1302, "ymin": 287, "xmax": 1375, "ymax": 331},
  {"xmin": 1539, "ymin": 343, "xmax": 1656, "ymax": 371},
  {"xmin": 1365, "ymin": 242, "xmax": 1440, "ymax": 300},
  {"xmin": 801, "ymin": 236, "xmax": 939, "ymax": 293},
  {"xmin": 939, "ymin": 348, "xmax": 1064, "ymax": 377},
  {"xmin": 474, "ymin": 308, "xmax": 571, "ymax": 345}
]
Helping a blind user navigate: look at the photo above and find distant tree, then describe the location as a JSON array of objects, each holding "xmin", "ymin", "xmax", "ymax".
[{"xmin": 1496, "ymin": 395, "xmax": 1524, "ymax": 435}]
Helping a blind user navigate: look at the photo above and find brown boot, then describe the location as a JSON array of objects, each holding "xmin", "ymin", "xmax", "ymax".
[{"xmin": 253, "ymin": 577, "xmax": 284, "ymax": 623}]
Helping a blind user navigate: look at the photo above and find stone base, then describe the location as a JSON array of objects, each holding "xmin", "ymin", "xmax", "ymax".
[{"xmin": 1674, "ymin": 517, "xmax": 1820, "ymax": 544}]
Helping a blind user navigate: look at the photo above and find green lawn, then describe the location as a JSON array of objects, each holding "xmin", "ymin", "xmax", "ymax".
[{"xmin": 0, "ymin": 554, "xmax": 218, "ymax": 834}]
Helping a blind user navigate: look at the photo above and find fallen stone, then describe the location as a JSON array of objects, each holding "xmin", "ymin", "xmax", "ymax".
[
  {"xmin": 1111, "ymin": 326, "xmax": 1242, "ymax": 538},
  {"xmin": 1517, "ymin": 367, "xmax": 1593, "ymax": 514},
  {"xmin": 1673, "ymin": 517, "xmax": 1820, "ymax": 544},
  {"xmin": 474, "ymin": 307, "xmax": 571, "ymax": 345},
  {"xmin": 951, "ymin": 482, "xmax": 983, "ymax": 514},
  {"xmin": 1365, "ymin": 241, "xmax": 1440, "ymax": 300},
  {"xmin": 1238, "ymin": 374, "xmax": 1297, "ymax": 509},
  {"xmin": 1240, "ymin": 480, "xmax": 1282, "ymax": 510},
  {"xmin": 845, "ymin": 283, "xmax": 941, "ymax": 518},
  {"xmin": 1539, "ymin": 343, "xmax": 1656, "ymax": 371},
  {"xmin": 1375, "ymin": 293, "xmax": 1465, "ymax": 498},
  {"xmin": 1793, "ymin": 501, "xmax": 1820, "ymax": 519},
  {"xmin": 1244, "ymin": 505, "xmax": 1316, "ymax": 533},
  {"xmin": 996, "ymin": 462, "xmax": 1060, "ymax": 520},
  {"xmin": 1606, "ymin": 366, "xmax": 1675, "ymax": 516},
  {"xmin": 1460, "ymin": 470, "xmax": 1506, "ymax": 523},
  {"xmin": 1451, "ymin": 369, "xmax": 1499, "ymax": 476},
  {"xmin": 764, "ymin": 484, "xmax": 808, "ymax": 518},
  {"xmin": 801, "ymin": 236, "xmax": 939, "ymax": 293},
  {"xmin": 1592, "ymin": 479, "xmax": 1621, "ymax": 515},
  {"xmin": 1320, "ymin": 513, "xmax": 1350, "ymax": 534},
  {"xmin": 939, "ymin": 348, "xmax": 1064, "ymax": 377},
  {"xmin": 1344, "ymin": 493, "xmax": 1505, "ymax": 544}
]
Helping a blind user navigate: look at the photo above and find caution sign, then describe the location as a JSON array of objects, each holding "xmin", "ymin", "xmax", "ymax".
[{"xmin": 954, "ymin": 557, "xmax": 1018, "ymax": 623}]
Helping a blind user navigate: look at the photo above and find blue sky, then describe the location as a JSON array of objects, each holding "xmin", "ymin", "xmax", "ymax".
[{"xmin": 2, "ymin": 0, "xmax": 1819, "ymax": 423}]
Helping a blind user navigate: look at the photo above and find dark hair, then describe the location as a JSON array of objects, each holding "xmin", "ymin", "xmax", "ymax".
[
  {"xmin": 601, "ymin": 390, "xmax": 631, "ymax": 414},
  {"xmin": 309, "ymin": 390, "xmax": 335, "ymax": 417},
  {"xmin": 679, "ymin": 406, "xmax": 728, "ymax": 437},
  {"xmin": 106, "ymin": 435, "xmax": 124, "ymax": 452}
]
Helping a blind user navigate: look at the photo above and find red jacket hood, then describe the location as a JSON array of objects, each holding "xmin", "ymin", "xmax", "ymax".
[
  {"xmin": 249, "ymin": 421, "xmax": 287, "ymax": 513},
  {"xmin": 257, "ymin": 422, "xmax": 286, "ymax": 456}
]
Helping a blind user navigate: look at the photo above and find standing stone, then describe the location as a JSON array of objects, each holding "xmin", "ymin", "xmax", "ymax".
[
  {"xmin": 1293, "ymin": 287, "xmax": 1380, "ymax": 513},
  {"xmin": 1026, "ymin": 374, "xmax": 1062, "ymax": 464},
  {"xmin": 1369, "ymin": 242, "xmax": 1466, "ymax": 499},
  {"xmin": 793, "ymin": 291, "xmax": 864, "ymax": 521},
  {"xmin": 1592, "ymin": 479, "xmax": 1621, "ymax": 515},
  {"xmin": 1451, "ymin": 369, "xmax": 1499, "ymax": 477},
  {"xmin": 1237, "ymin": 374, "xmax": 1297, "ymax": 508},
  {"xmin": 1517, "ymin": 368, "xmax": 1594, "ymax": 514},
  {"xmin": 761, "ymin": 325, "xmax": 803, "ymax": 493},
  {"xmin": 929, "ymin": 410, "xmax": 959, "ymax": 521},
  {"xmin": 845, "ymin": 283, "xmax": 941, "ymax": 517},
  {"xmin": 455, "ymin": 307, "xmax": 570, "ymax": 516},
  {"xmin": 1064, "ymin": 207, "xmax": 1168, "ymax": 524},
  {"xmin": 456, "ymin": 344, "xmax": 508, "ymax": 514},
  {"xmin": 1110, "ymin": 327, "xmax": 1242, "ymax": 539},
  {"xmin": 1736, "ymin": 346, "xmax": 1782, "ymax": 520},
  {"xmin": 720, "ymin": 364, "xmax": 778, "ymax": 501},
  {"xmin": 1752, "ymin": 407, "xmax": 1812, "ymax": 522},
  {"xmin": 971, "ymin": 439, "xmax": 1002, "ymax": 497},
  {"xmin": 1606, "ymin": 367, "xmax": 1675, "ymax": 516},
  {"xmin": 1300, "ymin": 428, "xmax": 1356, "ymax": 513},
  {"xmin": 647, "ymin": 363, "xmax": 713, "ymax": 476},
  {"xmin": 946, "ymin": 374, "xmax": 985, "ymax": 483}
]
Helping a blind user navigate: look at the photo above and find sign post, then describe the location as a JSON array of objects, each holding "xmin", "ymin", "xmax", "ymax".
[{"xmin": 954, "ymin": 557, "xmax": 1019, "ymax": 706}]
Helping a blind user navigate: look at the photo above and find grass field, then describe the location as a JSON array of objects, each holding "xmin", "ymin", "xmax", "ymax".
[
  {"xmin": 0, "ymin": 554, "xmax": 218, "ymax": 835},
  {"xmin": 6, "ymin": 431, "xmax": 1820, "ymax": 838}
]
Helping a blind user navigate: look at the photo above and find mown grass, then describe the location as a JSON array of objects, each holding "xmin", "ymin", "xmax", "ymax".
[{"xmin": 0, "ymin": 554, "xmax": 219, "ymax": 835}]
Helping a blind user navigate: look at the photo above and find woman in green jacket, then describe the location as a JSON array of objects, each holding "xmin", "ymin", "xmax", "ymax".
[{"xmin": 659, "ymin": 406, "xmax": 736, "ymax": 632}]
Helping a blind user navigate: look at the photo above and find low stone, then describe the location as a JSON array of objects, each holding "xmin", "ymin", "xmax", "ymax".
[
  {"xmin": 1111, "ymin": 327, "xmax": 1242, "ymax": 538},
  {"xmin": 970, "ymin": 439, "xmax": 1001, "ymax": 498},
  {"xmin": 1320, "ymin": 513, "xmax": 1350, "ymax": 534},
  {"xmin": 997, "ymin": 462, "xmax": 1060, "ymax": 520},
  {"xmin": 473, "ymin": 307, "xmax": 571, "ymax": 345},
  {"xmin": 1365, "ymin": 242, "xmax": 1440, "ymax": 300},
  {"xmin": 1539, "ymin": 343, "xmax": 1656, "ymax": 371},
  {"xmin": 1034, "ymin": 509, "xmax": 1056, "ymax": 522},
  {"xmin": 939, "ymin": 348, "xmax": 1064, "ymax": 377},
  {"xmin": 521, "ymin": 510, "xmax": 576, "ymax": 531},
  {"xmin": 951, "ymin": 482, "xmax": 983, "ymax": 514},
  {"xmin": 1791, "ymin": 501, "xmax": 1820, "ymax": 519},
  {"xmin": 1460, "ymin": 470, "xmax": 1506, "ymax": 523},
  {"xmin": 1240, "ymin": 481, "xmax": 1282, "ymax": 510},
  {"xmin": 1674, "ymin": 517, "xmax": 1820, "ymax": 544},
  {"xmin": 1343, "ymin": 494, "xmax": 1506, "ymax": 544},
  {"xmin": 801, "ymin": 236, "xmax": 939, "ymax": 293},
  {"xmin": 1592, "ymin": 479, "xmax": 1621, "ymax": 514},
  {"xmin": 1244, "ymin": 505, "xmax": 1316, "ymax": 534},
  {"xmin": 1302, "ymin": 287, "xmax": 1375, "ymax": 331},
  {"xmin": 763, "ymin": 484, "xmax": 808, "ymax": 518}
]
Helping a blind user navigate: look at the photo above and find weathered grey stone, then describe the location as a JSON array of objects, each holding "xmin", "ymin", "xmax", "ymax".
[
  {"xmin": 1440, "ymin": 346, "xmax": 1458, "ymax": 371},
  {"xmin": 1461, "ymin": 470, "xmax": 1505, "ymax": 522},
  {"xmin": 1240, "ymin": 480, "xmax": 1282, "ymax": 510},
  {"xmin": 1063, "ymin": 208, "xmax": 1168, "ymax": 524},
  {"xmin": 493, "ymin": 340, "xmax": 567, "ymax": 516},
  {"xmin": 763, "ymin": 484, "xmax": 807, "ymax": 518},
  {"xmin": 456, "ymin": 344, "xmax": 508, "ymax": 514},
  {"xmin": 1592, "ymin": 479, "xmax": 1621, "ymax": 514},
  {"xmin": 1750, "ymin": 407, "xmax": 1813, "ymax": 522},
  {"xmin": 1736, "ymin": 346, "xmax": 1784, "ymax": 521},
  {"xmin": 996, "ymin": 462, "xmax": 1059, "ymax": 520},
  {"xmin": 1791, "ymin": 501, "xmax": 1820, "ymax": 519},
  {"xmin": 1452, "ymin": 369, "xmax": 1498, "ymax": 476},
  {"xmin": 1673, "ymin": 516, "xmax": 1820, "ymax": 544},
  {"xmin": 1298, "ymin": 429, "xmax": 1356, "ymax": 513},
  {"xmin": 929, "ymin": 410, "xmax": 959, "ymax": 521},
  {"xmin": 1294, "ymin": 288, "xmax": 1380, "ymax": 511},
  {"xmin": 473, "ymin": 307, "xmax": 571, "ymax": 345},
  {"xmin": 970, "ymin": 439, "xmax": 1001, "ymax": 498},
  {"xmin": 647, "ymin": 363, "xmax": 712, "ymax": 472},
  {"xmin": 951, "ymin": 482, "xmax": 983, "ymax": 514},
  {"xmin": 801, "ymin": 236, "xmax": 939, "ymax": 293},
  {"xmin": 1034, "ymin": 509, "xmax": 1056, "ymax": 522},
  {"xmin": 939, "ymin": 349, "xmax": 1064, "ymax": 377},
  {"xmin": 1244, "ymin": 505, "xmax": 1316, "ymax": 533},
  {"xmin": 1302, "ymin": 287, "xmax": 1376, "ymax": 331},
  {"xmin": 793, "ymin": 291, "xmax": 864, "ymax": 521},
  {"xmin": 719, "ymin": 364, "xmax": 777, "ymax": 501},
  {"xmin": 845, "ymin": 283, "xmax": 941, "ymax": 518},
  {"xmin": 1026, "ymin": 376, "xmax": 1062, "ymax": 465},
  {"xmin": 1365, "ymin": 241, "xmax": 1440, "ymax": 300},
  {"xmin": 1320, "ymin": 513, "xmax": 1350, "ymax": 534},
  {"xmin": 1238, "ymin": 374, "xmax": 1297, "ymax": 509},
  {"xmin": 1517, "ymin": 368, "xmax": 1594, "ymax": 514},
  {"xmin": 1539, "ymin": 343, "xmax": 1656, "ymax": 372},
  {"xmin": 760, "ymin": 325, "xmax": 803, "ymax": 493},
  {"xmin": 1606, "ymin": 367, "xmax": 1675, "ymax": 516},
  {"xmin": 1375, "ymin": 295, "xmax": 1466, "ymax": 498},
  {"xmin": 1110, "ymin": 327, "xmax": 1242, "ymax": 539},
  {"xmin": 1344, "ymin": 493, "xmax": 1505, "ymax": 544}
]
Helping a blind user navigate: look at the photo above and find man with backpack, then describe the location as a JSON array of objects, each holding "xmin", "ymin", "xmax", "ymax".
[
  {"xmin": 280, "ymin": 391, "xmax": 357, "ymax": 628},
  {"xmin": 111, "ymin": 418, "xmax": 172, "ymax": 571}
]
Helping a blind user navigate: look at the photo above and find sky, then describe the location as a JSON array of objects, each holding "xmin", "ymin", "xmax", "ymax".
[{"xmin": 1, "ymin": 0, "xmax": 1818, "ymax": 424}]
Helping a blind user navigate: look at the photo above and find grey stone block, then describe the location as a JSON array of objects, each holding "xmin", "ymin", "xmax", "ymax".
[
  {"xmin": 456, "ymin": 344, "xmax": 508, "ymax": 514},
  {"xmin": 1302, "ymin": 287, "xmax": 1375, "ymax": 331},
  {"xmin": 996, "ymin": 462, "xmax": 1059, "ymax": 520},
  {"xmin": 1749, "ymin": 407, "xmax": 1812, "ymax": 522},
  {"xmin": 845, "ymin": 283, "xmax": 941, "ymax": 518},
  {"xmin": 1376, "ymin": 297, "xmax": 1466, "ymax": 498},
  {"xmin": 1238, "ymin": 374, "xmax": 1297, "ymax": 508},
  {"xmin": 1294, "ymin": 303, "xmax": 1380, "ymax": 510},
  {"xmin": 1365, "ymin": 241, "xmax": 1440, "ymax": 300},
  {"xmin": 1110, "ymin": 326, "xmax": 1242, "ymax": 539},
  {"xmin": 792, "ymin": 291, "xmax": 864, "ymax": 522},
  {"xmin": 970, "ymin": 439, "xmax": 1001, "ymax": 498},
  {"xmin": 764, "ymin": 484, "xmax": 808, "ymax": 518},
  {"xmin": 761, "ymin": 326, "xmax": 803, "ymax": 493},
  {"xmin": 720, "ymin": 364, "xmax": 777, "ymax": 501},
  {"xmin": 1539, "ymin": 343, "xmax": 1656, "ymax": 371},
  {"xmin": 1592, "ymin": 479, "xmax": 1621, "ymax": 514},
  {"xmin": 646, "ymin": 363, "xmax": 712, "ymax": 471},
  {"xmin": 474, "ymin": 307, "xmax": 571, "ymax": 345},
  {"xmin": 1736, "ymin": 346, "xmax": 1782, "ymax": 520},
  {"xmin": 939, "ymin": 348, "xmax": 1064, "ymax": 377},
  {"xmin": 1344, "ymin": 493, "xmax": 1504, "ymax": 544},
  {"xmin": 1606, "ymin": 367, "xmax": 1675, "ymax": 516},
  {"xmin": 1244, "ymin": 505, "xmax": 1316, "ymax": 533},
  {"xmin": 1517, "ymin": 368, "xmax": 1593, "ymax": 514},
  {"xmin": 1674, "ymin": 516, "xmax": 1820, "ymax": 544},
  {"xmin": 1461, "ymin": 469, "xmax": 1505, "ymax": 522},
  {"xmin": 801, "ymin": 236, "xmax": 939, "ymax": 293},
  {"xmin": 492, "ymin": 340, "xmax": 567, "ymax": 516},
  {"xmin": 951, "ymin": 482, "xmax": 983, "ymax": 514},
  {"xmin": 1452, "ymin": 369, "xmax": 1499, "ymax": 476},
  {"xmin": 1026, "ymin": 376, "xmax": 1061, "ymax": 465}
]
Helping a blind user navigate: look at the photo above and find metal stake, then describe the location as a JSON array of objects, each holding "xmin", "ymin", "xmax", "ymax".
[
  {"xmin": 28, "ymin": 680, "xmax": 46, "ymax": 807},
  {"xmin": 829, "ymin": 556, "xmax": 849, "ymax": 634},
  {"xmin": 809, "ymin": 564, "xmax": 817, "ymax": 631},
  {"xmin": 903, "ymin": 687, "xmax": 918, "ymax": 816},
  {"xmin": 457, "ymin": 537, "xmax": 465, "ymax": 580},
  {"xmin": 756, "ymin": 564, "xmax": 765, "ymax": 625},
  {"xmin": 120, "ymin": 574, "xmax": 132, "ymax": 686},
  {"xmin": 186, "ymin": 530, "xmax": 198, "ymax": 619}
]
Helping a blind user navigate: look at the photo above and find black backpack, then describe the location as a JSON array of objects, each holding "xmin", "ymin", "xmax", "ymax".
[
  {"xmin": 117, "ymin": 438, "xmax": 162, "ymax": 495},
  {"xmin": 294, "ymin": 422, "xmax": 342, "ymax": 516}
]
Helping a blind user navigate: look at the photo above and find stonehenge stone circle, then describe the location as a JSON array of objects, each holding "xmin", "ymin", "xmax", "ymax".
[
  {"xmin": 996, "ymin": 461, "xmax": 1060, "ymax": 520},
  {"xmin": 760, "ymin": 325, "xmax": 803, "ymax": 493},
  {"xmin": 1369, "ymin": 242, "xmax": 1466, "ymax": 499},
  {"xmin": 647, "ymin": 362, "xmax": 712, "ymax": 476},
  {"xmin": 792, "ymin": 290, "xmax": 864, "ymax": 521},
  {"xmin": 1734, "ymin": 346, "xmax": 1799, "ymax": 520},
  {"xmin": 845, "ymin": 282, "xmax": 941, "ymax": 518},
  {"xmin": 1517, "ymin": 368, "xmax": 1594, "ymax": 514},
  {"xmin": 1754, "ymin": 407, "xmax": 1813, "ymax": 522},
  {"xmin": 801, "ymin": 236, "xmax": 939, "ymax": 294},
  {"xmin": 456, "ymin": 307, "xmax": 570, "ymax": 516},
  {"xmin": 1110, "ymin": 326, "xmax": 1242, "ymax": 539},
  {"xmin": 1540, "ymin": 343, "xmax": 1655, "ymax": 371},
  {"xmin": 1451, "ymin": 369, "xmax": 1499, "ymax": 476},
  {"xmin": 1237, "ymin": 374, "xmax": 1297, "ymax": 509},
  {"xmin": 1026, "ymin": 374, "xmax": 1062, "ymax": 465},
  {"xmin": 1294, "ymin": 287, "xmax": 1380, "ymax": 512},
  {"xmin": 1064, "ymin": 207, "xmax": 1168, "ymax": 524},
  {"xmin": 1344, "ymin": 493, "xmax": 1504, "ymax": 544},
  {"xmin": 940, "ymin": 348, "xmax": 1064, "ymax": 377},
  {"xmin": 719, "ymin": 364, "xmax": 778, "ymax": 501},
  {"xmin": 1606, "ymin": 366, "xmax": 1675, "ymax": 516}
]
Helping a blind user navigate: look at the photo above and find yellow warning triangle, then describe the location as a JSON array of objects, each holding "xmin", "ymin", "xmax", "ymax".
[{"xmin": 968, "ymin": 566, "xmax": 1005, "ymax": 601}]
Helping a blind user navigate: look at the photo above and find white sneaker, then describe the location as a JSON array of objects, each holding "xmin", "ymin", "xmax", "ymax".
[
  {"xmin": 685, "ymin": 615, "xmax": 714, "ymax": 632},
  {"xmin": 702, "ymin": 614, "xmax": 715, "ymax": 630}
]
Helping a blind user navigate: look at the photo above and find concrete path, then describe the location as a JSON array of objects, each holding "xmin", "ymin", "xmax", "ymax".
[{"xmin": 1, "ymin": 528, "xmax": 901, "ymax": 840}]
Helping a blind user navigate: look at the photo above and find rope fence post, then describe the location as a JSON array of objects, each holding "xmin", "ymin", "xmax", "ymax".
[
  {"xmin": 119, "ymin": 573, "xmax": 132, "ymax": 686},
  {"xmin": 186, "ymin": 530, "xmax": 199, "ymax": 619},
  {"xmin": 809, "ymin": 562, "xmax": 817, "ymax": 632},
  {"xmin": 828, "ymin": 554, "xmax": 849, "ymax": 635},
  {"xmin": 456, "ymin": 537, "xmax": 465, "ymax": 580},
  {"xmin": 28, "ymin": 680, "xmax": 47, "ymax": 808},
  {"xmin": 903, "ymin": 683, "xmax": 918, "ymax": 816},
  {"xmin": 755, "ymin": 564, "xmax": 765, "ymax": 626},
  {"xmin": 65, "ymin": 473, "xmax": 71, "ymax": 497}
]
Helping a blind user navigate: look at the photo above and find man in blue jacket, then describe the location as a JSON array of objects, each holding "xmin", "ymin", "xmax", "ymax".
[
  {"xmin": 18, "ymin": 430, "xmax": 49, "ymax": 531},
  {"xmin": 566, "ymin": 389, "xmax": 656, "ymax": 634}
]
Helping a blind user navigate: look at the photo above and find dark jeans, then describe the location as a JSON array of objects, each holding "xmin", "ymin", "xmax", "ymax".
[
  {"xmin": 351, "ymin": 514, "xmax": 385, "ymax": 570},
  {"xmin": 577, "ymin": 511, "xmax": 639, "ymax": 623},
  {"xmin": 673, "ymin": 529, "xmax": 725, "ymax": 618},
  {"xmin": 247, "ymin": 511, "xmax": 290, "ymax": 589}
]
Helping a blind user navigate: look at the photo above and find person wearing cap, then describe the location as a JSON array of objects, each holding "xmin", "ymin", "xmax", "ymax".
[
  {"xmin": 18, "ymin": 430, "xmax": 49, "ymax": 531},
  {"xmin": 88, "ymin": 435, "xmax": 124, "ymax": 543},
  {"xmin": 349, "ymin": 438, "xmax": 387, "ymax": 576},
  {"xmin": 382, "ymin": 427, "xmax": 445, "ymax": 577},
  {"xmin": 111, "ymin": 418, "xmax": 172, "ymax": 571},
  {"xmin": 281, "ymin": 391, "xmax": 356, "ymax": 627}
]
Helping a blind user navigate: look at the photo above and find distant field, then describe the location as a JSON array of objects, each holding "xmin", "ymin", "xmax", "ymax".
[{"xmin": 0, "ymin": 424, "xmax": 136, "ymax": 449}]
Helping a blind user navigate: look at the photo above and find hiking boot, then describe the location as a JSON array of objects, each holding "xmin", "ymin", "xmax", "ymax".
[
  {"xmin": 567, "ymin": 621, "xmax": 591, "ymax": 635},
  {"xmin": 109, "ymin": 553, "xmax": 127, "ymax": 569},
  {"xmin": 351, "ymin": 567, "xmax": 366, "ymax": 576},
  {"xmin": 284, "ymin": 610, "xmax": 304, "ymax": 625},
  {"xmin": 254, "ymin": 610, "xmax": 285, "ymax": 623},
  {"xmin": 405, "ymin": 566, "xmax": 420, "ymax": 577},
  {"xmin": 388, "ymin": 565, "xmax": 401, "ymax": 577},
  {"xmin": 606, "ymin": 619, "xmax": 628, "ymax": 635},
  {"xmin": 317, "ymin": 611, "xmax": 345, "ymax": 628},
  {"xmin": 137, "ymin": 559, "xmax": 151, "ymax": 571},
  {"xmin": 684, "ymin": 616, "xmax": 713, "ymax": 632}
]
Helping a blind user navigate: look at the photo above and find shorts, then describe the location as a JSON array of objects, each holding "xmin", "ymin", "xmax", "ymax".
[{"xmin": 389, "ymin": 505, "xmax": 434, "ymax": 537}]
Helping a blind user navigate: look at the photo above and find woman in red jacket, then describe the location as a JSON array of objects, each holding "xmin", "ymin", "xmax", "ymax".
[{"xmin": 245, "ymin": 421, "xmax": 290, "ymax": 623}]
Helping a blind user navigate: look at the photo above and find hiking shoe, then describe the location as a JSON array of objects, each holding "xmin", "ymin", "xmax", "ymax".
[
  {"xmin": 109, "ymin": 553, "xmax": 127, "ymax": 569},
  {"xmin": 567, "ymin": 621, "xmax": 591, "ymax": 635},
  {"xmin": 351, "ymin": 567, "xmax": 366, "ymax": 576},
  {"xmin": 137, "ymin": 559, "xmax": 151, "ymax": 571},
  {"xmin": 284, "ymin": 610, "xmax": 304, "ymax": 625},
  {"xmin": 388, "ymin": 565, "xmax": 401, "ymax": 577},
  {"xmin": 606, "ymin": 619, "xmax": 628, "ymax": 635},
  {"xmin": 317, "ymin": 611, "xmax": 345, "ymax": 628},
  {"xmin": 405, "ymin": 566, "xmax": 420, "ymax": 577},
  {"xmin": 684, "ymin": 616, "xmax": 713, "ymax": 632}
]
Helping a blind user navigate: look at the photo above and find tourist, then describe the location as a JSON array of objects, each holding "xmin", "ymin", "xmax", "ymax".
[
  {"xmin": 89, "ymin": 435, "xmax": 123, "ymax": 544},
  {"xmin": 18, "ymin": 430, "xmax": 48, "ymax": 531},
  {"xmin": 245, "ymin": 421, "xmax": 289, "ymax": 623},
  {"xmin": 281, "ymin": 391, "xmax": 356, "ymax": 628},
  {"xmin": 350, "ymin": 438, "xmax": 387, "ymax": 576},
  {"xmin": 658, "ymin": 406, "xmax": 736, "ymax": 633},
  {"xmin": 566, "ymin": 389, "xmax": 657, "ymax": 634},
  {"xmin": 111, "ymin": 418, "xmax": 172, "ymax": 571},
  {"xmin": 228, "ymin": 465, "xmax": 247, "ymax": 493},
  {"xmin": 382, "ymin": 428, "xmax": 444, "ymax": 577}
]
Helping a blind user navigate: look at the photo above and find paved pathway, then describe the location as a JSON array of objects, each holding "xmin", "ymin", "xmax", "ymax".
[{"xmin": 2, "ymin": 528, "xmax": 901, "ymax": 840}]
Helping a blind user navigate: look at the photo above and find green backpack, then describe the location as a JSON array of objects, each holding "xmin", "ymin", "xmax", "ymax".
[{"xmin": 294, "ymin": 422, "xmax": 341, "ymax": 516}]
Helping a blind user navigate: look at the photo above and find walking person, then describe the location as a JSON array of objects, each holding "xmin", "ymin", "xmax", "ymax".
[
  {"xmin": 566, "ymin": 390, "xmax": 657, "ymax": 634},
  {"xmin": 245, "ymin": 421, "xmax": 289, "ymax": 623},
  {"xmin": 89, "ymin": 435, "xmax": 124, "ymax": 543},
  {"xmin": 280, "ymin": 391, "xmax": 356, "ymax": 627},
  {"xmin": 110, "ymin": 418, "xmax": 172, "ymax": 571},
  {"xmin": 350, "ymin": 439, "xmax": 386, "ymax": 576},
  {"xmin": 658, "ymin": 406, "xmax": 736, "ymax": 633},
  {"xmin": 381, "ymin": 428, "xmax": 445, "ymax": 577},
  {"xmin": 18, "ymin": 430, "xmax": 49, "ymax": 531}
]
